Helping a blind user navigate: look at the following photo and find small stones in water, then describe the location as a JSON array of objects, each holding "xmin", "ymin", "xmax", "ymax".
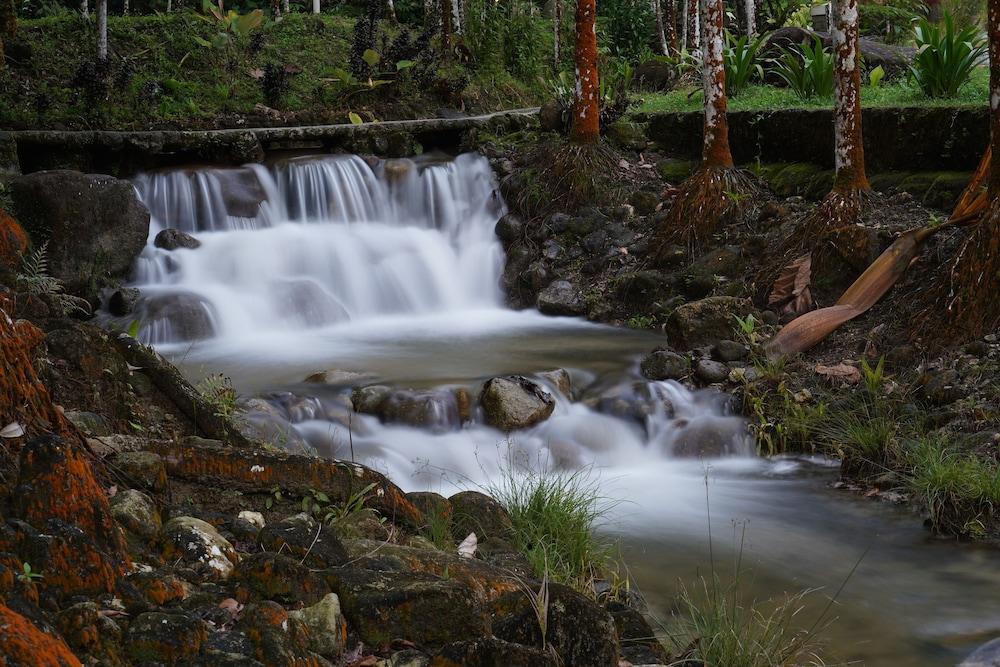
[{"xmin": 154, "ymin": 228, "xmax": 202, "ymax": 251}]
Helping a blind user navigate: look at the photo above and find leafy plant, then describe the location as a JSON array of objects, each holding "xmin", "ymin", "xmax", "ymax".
[
  {"xmin": 908, "ymin": 14, "xmax": 986, "ymax": 98},
  {"xmin": 868, "ymin": 64, "xmax": 885, "ymax": 87},
  {"xmin": 626, "ymin": 315, "xmax": 655, "ymax": 329},
  {"xmin": 723, "ymin": 30, "xmax": 767, "ymax": 97},
  {"xmin": 17, "ymin": 562, "xmax": 42, "ymax": 584},
  {"xmin": 265, "ymin": 484, "xmax": 283, "ymax": 509},
  {"xmin": 16, "ymin": 242, "xmax": 91, "ymax": 317},
  {"xmin": 770, "ymin": 36, "xmax": 834, "ymax": 100},
  {"xmin": 600, "ymin": 0, "xmax": 653, "ymax": 62},
  {"xmin": 195, "ymin": 373, "xmax": 237, "ymax": 419},
  {"xmin": 302, "ymin": 483, "xmax": 379, "ymax": 525},
  {"xmin": 420, "ymin": 503, "xmax": 454, "ymax": 550},
  {"xmin": 194, "ymin": 0, "xmax": 264, "ymax": 51}
]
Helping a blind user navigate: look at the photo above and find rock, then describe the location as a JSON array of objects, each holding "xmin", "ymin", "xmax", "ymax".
[
  {"xmin": 236, "ymin": 601, "xmax": 317, "ymax": 666},
  {"xmin": 714, "ymin": 339, "xmax": 748, "ymax": 362},
  {"xmin": 377, "ymin": 389, "xmax": 461, "ymax": 432},
  {"xmin": 11, "ymin": 170, "xmax": 150, "ymax": 301},
  {"xmin": 238, "ymin": 511, "xmax": 265, "ymax": 529},
  {"xmin": 352, "ymin": 385, "xmax": 392, "ymax": 414},
  {"xmin": 63, "ymin": 410, "xmax": 113, "ymax": 437},
  {"xmin": 108, "ymin": 287, "xmax": 141, "ymax": 316},
  {"xmin": 161, "ymin": 516, "xmax": 238, "ymax": 580},
  {"xmin": 236, "ymin": 411, "xmax": 311, "ymax": 454},
  {"xmin": 257, "ymin": 513, "xmax": 348, "ymax": 568},
  {"xmin": 432, "ymin": 637, "xmax": 558, "ymax": 666},
  {"xmin": 538, "ymin": 100, "xmax": 565, "ymax": 133},
  {"xmin": 233, "ymin": 552, "xmax": 329, "ymax": 605},
  {"xmin": 606, "ymin": 121, "xmax": 647, "ymax": 151},
  {"xmin": 288, "ymin": 593, "xmax": 346, "ymax": 658},
  {"xmin": 114, "ymin": 451, "xmax": 168, "ymax": 492},
  {"xmin": 634, "ymin": 59, "xmax": 676, "ymax": 90},
  {"xmin": 390, "ymin": 649, "xmax": 432, "ymax": 666},
  {"xmin": 671, "ymin": 416, "xmax": 750, "ymax": 457},
  {"xmin": 491, "ymin": 583, "xmax": 619, "ymax": 667},
  {"xmin": 494, "ymin": 214, "xmax": 523, "ymax": 246},
  {"xmin": 405, "ymin": 492, "xmax": 452, "ymax": 523},
  {"xmin": 537, "ymin": 280, "xmax": 586, "ymax": 316},
  {"xmin": 327, "ymin": 568, "xmax": 489, "ymax": 650},
  {"xmin": 55, "ymin": 601, "xmax": 124, "ymax": 664},
  {"xmin": 920, "ymin": 369, "xmax": 968, "ymax": 406},
  {"xmin": 665, "ymin": 296, "xmax": 757, "ymax": 349},
  {"xmin": 128, "ymin": 570, "xmax": 191, "ymax": 606},
  {"xmin": 640, "ymin": 349, "xmax": 689, "ymax": 381},
  {"xmin": 524, "ymin": 261, "xmax": 551, "ymax": 292},
  {"xmin": 110, "ymin": 489, "xmax": 161, "ymax": 543},
  {"xmin": 586, "ymin": 381, "xmax": 675, "ymax": 426},
  {"xmin": 959, "ymin": 637, "xmax": 1000, "ymax": 666},
  {"xmin": 448, "ymin": 491, "xmax": 516, "ymax": 556},
  {"xmin": 126, "ymin": 612, "xmax": 207, "ymax": 664},
  {"xmin": 695, "ymin": 358, "xmax": 730, "ymax": 384},
  {"xmin": 0, "ymin": 600, "xmax": 82, "ymax": 667},
  {"xmin": 480, "ymin": 376, "xmax": 556, "ymax": 431},
  {"xmin": 606, "ymin": 600, "xmax": 669, "ymax": 665},
  {"xmin": 140, "ymin": 292, "xmax": 217, "ymax": 343},
  {"xmin": 304, "ymin": 369, "xmax": 373, "ymax": 385},
  {"xmin": 538, "ymin": 368, "xmax": 572, "ymax": 398},
  {"xmin": 613, "ymin": 270, "xmax": 673, "ymax": 309},
  {"xmin": 629, "ymin": 189, "xmax": 660, "ymax": 215}
]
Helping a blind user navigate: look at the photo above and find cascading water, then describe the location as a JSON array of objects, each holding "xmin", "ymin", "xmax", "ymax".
[{"xmin": 113, "ymin": 153, "xmax": 1000, "ymax": 666}]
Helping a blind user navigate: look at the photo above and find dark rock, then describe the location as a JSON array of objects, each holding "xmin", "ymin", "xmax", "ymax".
[
  {"xmin": 634, "ymin": 59, "xmax": 676, "ymax": 91},
  {"xmin": 11, "ymin": 170, "xmax": 150, "ymax": 301},
  {"xmin": 56, "ymin": 601, "xmax": 124, "ymax": 664},
  {"xmin": 538, "ymin": 100, "xmax": 566, "ymax": 133},
  {"xmin": 405, "ymin": 492, "xmax": 452, "ymax": 523},
  {"xmin": 671, "ymin": 416, "xmax": 750, "ymax": 457},
  {"xmin": 64, "ymin": 410, "xmax": 113, "ymax": 437},
  {"xmin": 525, "ymin": 261, "xmax": 551, "ymax": 292},
  {"xmin": 0, "ymin": 601, "xmax": 87, "ymax": 666},
  {"xmin": 586, "ymin": 381, "xmax": 675, "ymax": 426},
  {"xmin": 548, "ymin": 213, "xmax": 572, "ymax": 234},
  {"xmin": 115, "ymin": 451, "xmax": 168, "ymax": 492},
  {"xmin": 236, "ymin": 601, "xmax": 317, "ymax": 666},
  {"xmin": 161, "ymin": 516, "xmax": 238, "ymax": 580},
  {"xmin": 605, "ymin": 121, "xmax": 647, "ymax": 151},
  {"xmin": 491, "ymin": 583, "xmax": 619, "ymax": 667},
  {"xmin": 432, "ymin": 637, "xmax": 558, "ymax": 666},
  {"xmin": 201, "ymin": 630, "xmax": 258, "ymax": 661},
  {"xmin": 109, "ymin": 287, "xmax": 142, "ymax": 316},
  {"xmin": 920, "ymin": 369, "xmax": 968, "ymax": 406},
  {"xmin": 257, "ymin": 513, "xmax": 348, "ymax": 569},
  {"xmin": 666, "ymin": 296, "xmax": 757, "ymax": 349},
  {"xmin": 537, "ymin": 280, "xmax": 586, "ymax": 316},
  {"xmin": 629, "ymin": 189, "xmax": 660, "ymax": 215},
  {"xmin": 352, "ymin": 385, "xmax": 392, "ymax": 414},
  {"xmin": 713, "ymin": 339, "xmax": 748, "ymax": 362},
  {"xmin": 965, "ymin": 340, "xmax": 990, "ymax": 357},
  {"xmin": 235, "ymin": 411, "xmax": 311, "ymax": 455},
  {"xmin": 640, "ymin": 349, "xmax": 689, "ymax": 381},
  {"xmin": 288, "ymin": 593, "xmax": 346, "ymax": 658},
  {"xmin": 139, "ymin": 292, "xmax": 217, "ymax": 343},
  {"xmin": 126, "ymin": 612, "xmax": 207, "ymax": 664},
  {"xmin": 581, "ymin": 229, "xmax": 609, "ymax": 254},
  {"xmin": 541, "ymin": 239, "xmax": 563, "ymax": 261},
  {"xmin": 110, "ymin": 489, "xmax": 161, "ymax": 543},
  {"xmin": 233, "ymin": 552, "xmax": 329, "ymax": 605},
  {"xmin": 494, "ymin": 214, "xmax": 523, "ymax": 246},
  {"xmin": 327, "ymin": 568, "xmax": 489, "ymax": 650},
  {"xmin": 128, "ymin": 570, "xmax": 191, "ymax": 606},
  {"xmin": 614, "ymin": 270, "xmax": 673, "ymax": 309},
  {"xmin": 448, "ymin": 491, "xmax": 516, "ymax": 555},
  {"xmin": 378, "ymin": 389, "xmax": 461, "ymax": 432},
  {"xmin": 480, "ymin": 376, "xmax": 556, "ymax": 431},
  {"xmin": 606, "ymin": 600, "xmax": 669, "ymax": 665}
]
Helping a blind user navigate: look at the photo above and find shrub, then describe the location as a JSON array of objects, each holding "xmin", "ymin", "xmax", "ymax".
[
  {"xmin": 258, "ymin": 62, "xmax": 291, "ymax": 107},
  {"xmin": 770, "ymin": 36, "xmax": 834, "ymax": 100},
  {"xmin": 724, "ymin": 30, "xmax": 766, "ymax": 98},
  {"xmin": 599, "ymin": 0, "xmax": 652, "ymax": 62},
  {"xmin": 465, "ymin": 0, "xmax": 548, "ymax": 79},
  {"xmin": 860, "ymin": 0, "xmax": 924, "ymax": 44},
  {"xmin": 908, "ymin": 14, "xmax": 986, "ymax": 98}
]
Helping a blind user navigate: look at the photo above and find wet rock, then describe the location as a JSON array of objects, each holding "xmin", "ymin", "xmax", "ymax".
[
  {"xmin": 161, "ymin": 516, "xmax": 238, "ymax": 580},
  {"xmin": 538, "ymin": 368, "xmax": 572, "ymax": 398},
  {"xmin": 257, "ymin": 513, "xmax": 348, "ymax": 568},
  {"xmin": 538, "ymin": 100, "xmax": 565, "ymax": 133},
  {"xmin": 448, "ymin": 491, "xmax": 516, "ymax": 556},
  {"xmin": 541, "ymin": 239, "xmax": 562, "ymax": 261},
  {"xmin": 431, "ymin": 637, "xmax": 558, "ymax": 666},
  {"xmin": 288, "ymin": 593, "xmax": 346, "ymax": 658},
  {"xmin": 494, "ymin": 214, "xmax": 523, "ymax": 246},
  {"xmin": 64, "ymin": 410, "xmax": 113, "ymax": 437},
  {"xmin": 613, "ymin": 270, "xmax": 673, "ymax": 309},
  {"xmin": 525, "ymin": 261, "xmax": 551, "ymax": 292},
  {"xmin": 140, "ymin": 292, "xmax": 217, "ymax": 343},
  {"xmin": 304, "ymin": 369, "xmax": 374, "ymax": 385},
  {"xmin": 233, "ymin": 552, "xmax": 329, "ymax": 605},
  {"xmin": 586, "ymin": 381, "xmax": 675, "ymax": 425},
  {"xmin": 671, "ymin": 416, "xmax": 750, "ymax": 457},
  {"xmin": 269, "ymin": 278, "xmax": 350, "ymax": 328},
  {"xmin": 606, "ymin": 600, "xmax": 668, "ymax": 665},
  {"xmin": 236, "ymin": 601, "xmax": 317, "ymax": 667},
  {"xmin": 108, "ymin": 287, "xmax": 141, "ymax": 316},
  {"xmin": 236, "ymin": 411, "xmax": 311, "ymax": 454},
  {"xmin": 666, "ymin": 296, "xmax": 757, "ymax": 349},
  {"xmin": 537, "ymin": 280, "xmax": 586, "ymax": 316},
  {"xmin": 695, "ymin": 358, "xmax": 730, "ymax": 384},
  {"xmin": 640, "ymin": 349, "xmax": 689, "ymax": 381},
  {"xmin": 110, "ymin": 489, "xmax": 161, "ymax": 543},
  {"xmin": 0, "ymin": 600, "xmax": 82, "ymax": 666},
  {"xmin": 378, "ymin": 389, "xmax": 461, "ymax": 432},
  {"xmin": 919, "ymin": 369, "xmax": 968, "ymax": 406},
  {"xmin": 714, "ymin": 339, "xmax": 748, "ymax": 362},
  {"xmin": 959, "ymin": 637, "xmax": 1000, "ymax": 666},
  {"xmin": 128, "ymin": 570, "xmax": 191, "ymax": 606},
  {"xmin": 11, "ymin": 170, "xmax": 150, "ymax": 301},
  {"xmin": 491, "ymin": 583, "xmax": 619, "ymax": 667},
  {"xmin": 126, "ymin": 612, "xmax": 207, "ymax": 664},
  {"xmin": 352, "ymin": 385, "xmax": 392, "ymax": 414},
  {"xmin": 327, "ymin": 568, "xmax": 489, "ymax": 649},
  {"xmin": 480, "ymin": 376, "xmax": 555, "ymax": 431},
  {"xmin": 56, "ymin": 601, "xmax": 125, "ymax": 664},
  {"xmin": 114, "ymin": 451, "xmax": 168, "ymax": 492}
]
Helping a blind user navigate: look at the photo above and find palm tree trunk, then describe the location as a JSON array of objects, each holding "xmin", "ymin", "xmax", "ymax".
[
  {"xmin": 652, "ymin": 0, "xmax": 668, "ymax": 55},
  {"xmin": 570, "ymin": 0, "xmax": 599, "ymax": 144},
  {"xmin": 744, "ymin": 0, "xmax": 755, "ymax": 35},
  {"xmin": 313, "ymin": 0, "xmax": 320, "ymax": 14},
  {"xmin": 701, "ymin": 0, "xmax": 731, "ymax": 166},
  {"xmin": 686, "ymin": 0, "xmax": 699, "ymax": 52},
  {"xmin": 831, "ymin": 0, "xmax": 869, "ymax": 192},
  {"xmin": 81, "ymin": 0, "xmax": 89, "ymax": 17},
  {"xmin": 96, "ymin": 0, "xmax": 107, "ymax": 62}
]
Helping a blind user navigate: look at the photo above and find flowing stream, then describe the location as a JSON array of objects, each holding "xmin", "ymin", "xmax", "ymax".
[{"xmin": 118, "ymin": 152, "xmax": 1000, "ymax": 666}]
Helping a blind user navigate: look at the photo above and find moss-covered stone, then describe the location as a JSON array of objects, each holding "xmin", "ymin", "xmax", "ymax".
[
  {"xmin": 125, "ymin": 612, "xmax": 207, "ymax": 665},
  {"xmin": 233, "ymin": 552, "xmax": 328, "ymax": 605}
]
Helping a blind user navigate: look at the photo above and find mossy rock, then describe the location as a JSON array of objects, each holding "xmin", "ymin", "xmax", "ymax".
[
  {"xmin": 656, "ymin": 158, "xmax": 696, "ymax": 183},
  {"xmin": 923, "ymin": 171, "xmax": 973, "ymax": 211},
  {"xmin": 126, "ymin": 612, "xmax": 207, "ymax": 664}
]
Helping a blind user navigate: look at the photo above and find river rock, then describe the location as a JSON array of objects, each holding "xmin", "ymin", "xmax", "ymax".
[
  {"xmin": 448, "ymin": 490, "xmax": 516, "ymax": 556},
  {"xmin": 110, "ymin": 488, "xmax": 161, "ymax": 543},
  {"xmin": 640, "ymin": 349, "xmax": 689, "ymax": 381},
  {"xmin": 161, "ymin": 516, "xmax": 238, "ymax": 580},
  {"xmin": 289, "ymin": 593, "xmax": 346, "ymax": 658},
  {"xmin": 538, "ymin": 368, "xmax": 572, "ymax": 398},
  {"xmin": 304, "ymin": 369, "xmax": 374, "ymax": 385},
  {"xmin": 491, "ymin": 583, "xmax": 619, "ymax": 667},
  {"xmin": 959, "ymin": 638, "xmax": 1000, "ymax": 666},
  {"xmin": 378, "ymin": 389, "xmax": 462, "ymax": 432},
  {"xmin": 114, "ymin": 451, "xmax": 168, "ymax": 492},
  {"xmin": 606, "ymin": 600, "xmax": 669, "ymax": 665},
  {"xmin": 666, "ymin": 296, "xmax": 757, "ymax": 349},
  {"xmin": 695, "ymin": 358, "xmax": 730, "ymax": 384},
  {"xmin": 480, "ymin": 376, "xmax": 555, "ymax": 431},
  {"xmin": 537, "ymin": 280, "xmax": 586, "ymax": 316},
  {"xmin": 126, "ymin": 612, "xmax": 207, "ymax": 664},
  {"xmin": 154, "ymin": 228, "xmax": 201, "ymax": 251},
  {"xmin": 352, "ymin": 385, "xmax": 392, "ymax": 414},
  {"xmin": 432, "ymin": 637, "xmax": 558, "ymax": 666},
  {"xmin": 671, "ymin": 416, "xmax": 750, "ymax": 458},
  {"xmin": 233, "ymin": 552, "xmax": 329, "ymax": 605},
  {"xmin": 109, "ymin": 287, "xmax": 141, "ymax": 316},
  {"xmin": 11, "ymin": 170, "xmax": 150, "ymax": 301},
  {"xmin": 257, "ymin": 512, "xmax": 348, "ymax": 568},
  {"xmin": 140, "ymin": 292, "xmax": 217, "ymax": 343},
  {"xmin": 714, "ymin": 339, "xmax": 748, "ymax": 362},
  {"xmin": 494, "ymin": 214, "xmax": 523, "ymax": 246}
]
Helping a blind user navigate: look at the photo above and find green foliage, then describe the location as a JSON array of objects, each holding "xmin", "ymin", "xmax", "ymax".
[
  {"xmin": 908, "ymin": 14, "xmax": 986, "ymax": 98},
  {"xmin": 264, "ymin": 484, "xmax": 283, "ymax": 509},
  {"xmin": 626, "ymin": 315, "xmax": 656, "ymax": 329},
  {"xmin": 16, "ymin": 242, "xmax": 92, "ymax": 317},
  {"xmin": 599, "ymin": 0, "xmax": 652, "ymax": 62},
  {"xmin": 419, "ymin": 503, "xmax": 454, "ymax": 550},
  {"xmin": 723, "ymin": 30, "xmax": 766, "ymax": 97},
  {"xmin": 464, "ymin": 0, "xmax": 548, "ymax": 80},
  {"xmin": 194, "ymin": 0, "xmax": 264, "ymax": 49},
  {"xmin": 17, "ymin": 562, "xmax": 43, "ymax": 584},
  {"xmin": 860, "ymin": 0, "xmax": 925, "ymax": 43},
  {"xmin": 770, "ymin": 36, "xmax": 834, "ymax": 100},
  {"xmin": 301, "ymin": 483, "xmax": 378, "ymax": 525},
  {"xmin": 489, "ymin": 462, "xmax": 615, "ymax": 597},
  {"xmin": 195, "ymin": 373, "xmax": 237, "ymax": 419},
  {"xmin": 868, "ymin": 64, "xmax": 885, "ymax": 87}
]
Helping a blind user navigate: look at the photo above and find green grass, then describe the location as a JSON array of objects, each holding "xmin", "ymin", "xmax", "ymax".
[
  {"xmin": 488, "ymin": 463, "xmax": 616, "ymax": 597},
  {"xmin": 635, "ymin": 67, "xmax": 989, "ymax": 114}
]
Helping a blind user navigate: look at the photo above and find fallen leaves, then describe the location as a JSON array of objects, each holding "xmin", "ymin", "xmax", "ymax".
[
  {"xmin": 457, "ymin": 532, "xmax": 477, "ymax": 558},
  {"xmin": 768, "ymin": 254, "xmax": 813, "ymax": 316},
  {"xmin": 815, "ymin": 363, "xmax": 861, "ymax": 384}
]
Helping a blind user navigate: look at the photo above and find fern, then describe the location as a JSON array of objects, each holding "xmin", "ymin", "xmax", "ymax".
[{"xmin": 16, "ymin": 242, "xmax": 92, "ymax": 317}]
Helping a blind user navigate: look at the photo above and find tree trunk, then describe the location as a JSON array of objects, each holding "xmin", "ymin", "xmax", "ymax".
[
  {"xmin": 424, "ymin": 0, "xmax": 433, "ymax": 29},
  {"xmin": 745, "ymin": 0, "xmax": 755, "ymax": 35},
  {"xmin": 96, "ymin": 0, "xmax": 107, "ymax": 63},
  {"xmin": 663, "ymin": 0, "xmax": 678, "ymax": 54},
  {"xmin": 686, "ymin": 0, "xmax": 699, "ymax": 52},
  {"xmin": 570, "ymin": 0, "xmax": 599, "ymax": 144},
  {"xmin": 0, "ymin": 0, "xmax": 15, "ymax": 70},
  {"xmin": 553, "ymin": 0, "xmax": 562, "ymax": 68},
  {"xmin": 831, "ymin": 0, "xmax": 869, "ymax": 192},
  {"xmin": 681, "ymin": 0, "xmax": 687, "ymax": 49},
  {"xmin": 283, "ymin": 0, "xmax": 290, "ymax": 15},
  {"xmin": 123, "ymin": 0, "xmax": 129, "ymax": 14},
  {"xmin": 81, "ymin": 0, "xmax": 89, "ymax": 17},
  {"xmin": 385, "ymin": 0, "xmax": 396, "ymax": 21},
  {"xmin": 652, "ymin": 0, "xmax": 668, "ymax": 55},
  {"xmin": 453, "ymin": 0, "xmax": 462, "ymax": 34},
  {"xmin": 990, "ymin": 0, "xmax": 1000, "ymax": 199},
  {"xmin": 313, "ymin": 0, "xmax": 320, "ymax": 13},
  {"xmin": 701, "ymin": 0, "xmax": 732, "ymax": 167},
  {"xmin": 165, "ymin": 0, "xmax": 170, "ymax": 12},
  {"xmin": 440, "ymin": 0, "xmax": 452, "ymax": 55}
]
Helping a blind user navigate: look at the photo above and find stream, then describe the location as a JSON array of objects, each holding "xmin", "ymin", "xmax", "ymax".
[{"xmin": 116, "ymin": 151, "xmax": 1000, "ymax": 666}]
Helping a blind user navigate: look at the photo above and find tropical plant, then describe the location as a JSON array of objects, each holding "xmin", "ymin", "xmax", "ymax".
[
  {"xmin": 194, "ymin": 0, "xmax": 265, "ymax": 51},
  {"xmin": 600, "ymin": 0, "xmax": 653, "ymax": 61},
  {"xmin": 723, "ymin": 29, "xmax": 766, "ymax": 97},
  {"xmin": 16, "ymin": 242, "xmax": 91, "ymax": 317},
  {"xmin": 908, "ymin": 14, "xmax": 986, "ymax": 98},
  {"xmin": 770, "ymin": 36, "xmax": 834, "ymax": 99}
]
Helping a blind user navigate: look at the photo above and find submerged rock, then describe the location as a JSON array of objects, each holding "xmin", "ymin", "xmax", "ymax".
[
  {"xmin": 154, "ymin": 228, "xmax": 202, "ymax": 251},
  {"xmin": 140, "ymin": 292, "xmax": 217, "ymax": 343},
  {"xmin": 480, "ymin": 376, "xmax": 555, "ymax": 431},
  {"xmin": 378, "ymin": 389, "xmax": 462, "ymax": 432}
]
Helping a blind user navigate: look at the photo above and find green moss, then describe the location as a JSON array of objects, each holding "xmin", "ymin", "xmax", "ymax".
[{"xmin": 656, "ymin": 158, "xmax": 696, "ymax": 183}]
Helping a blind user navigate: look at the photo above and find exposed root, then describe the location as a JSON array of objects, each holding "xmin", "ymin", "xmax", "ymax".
[
  {"xmin": 651, "ymin": 165, "xmax": 761, "ymax": 261},
  {"xmin": 512, "ymin": 140, "xmax": 625, "ymax": 221}
]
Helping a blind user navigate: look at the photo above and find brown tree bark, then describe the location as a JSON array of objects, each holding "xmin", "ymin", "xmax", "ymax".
[
  {"xmin": 440, "ymin": 0, "xmax": 453, "ymax": 55},
  {"xmin": 701, "ymin": 0, "xmax": 732, "ymax": 167},
  {"xmin": 652, "ymin": 0, "xmax": 668, "ymax": 55},
  {"xmin": 831, "ymin": 0, "xmax": 870, "ymax": 193},
  {"xmin": 570, "ymin": 0, "xmax": 599, "ymax": 144},
  {"xmin": 663, "ymin": 0, "xmax": 678, "ymax": 53},
  {"xmin": 686, "ymin": 0, "xmax": 699, "ymax": 51}
]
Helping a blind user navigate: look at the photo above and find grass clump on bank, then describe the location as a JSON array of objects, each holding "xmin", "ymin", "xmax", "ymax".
[{"xmin": 489, "ymin": 463, "xmax": 618, "ymax": 597}]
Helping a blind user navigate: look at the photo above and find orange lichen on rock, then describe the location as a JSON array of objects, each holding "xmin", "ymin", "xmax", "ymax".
[
  {"xmin": 0, "ymin": 600, "xmax": 82, "ymax": 667},
  {"xmin": 0, "ymin": 209, "xmax": 28, "ymax": 271}
]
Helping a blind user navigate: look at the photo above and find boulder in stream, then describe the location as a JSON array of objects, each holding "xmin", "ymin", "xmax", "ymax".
[
  {"xmin": 154, "ymin": 228, "xmax": 201, "ymax": 251},
  {"xmin": 959, "ymin": 638, "xmax": 1000, "ymax": 667},
  {"xmin": 480, "ymin": 376, "xmax": 555, "ymax": 431}
]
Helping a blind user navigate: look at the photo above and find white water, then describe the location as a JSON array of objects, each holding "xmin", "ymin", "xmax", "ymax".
[{"xmin": 118, "ymin": 153, "xmax": 1000, "ymax": 666}]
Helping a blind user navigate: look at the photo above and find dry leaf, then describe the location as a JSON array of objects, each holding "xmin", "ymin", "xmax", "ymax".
[
  {"xmin": 815, "ymin": 363, "xmax": 861, "ymax": 384},
  {"xmin": 0, "ymin": 422, "xmax": 24, "ymax": 439},
  {"xmin": 349, "ymin": 657, "xmax": 378, "ymax": 667},
  {"xmin": 218, "ymin": 598, "xmax": 244, "ymax": 619},
  {"xmin": 457, "ymin": 532, "xmax": 477, "ymax": 558},
  {"xmin": 768, "ymin": 254, "xmax": 813, "ymax": 316}
]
